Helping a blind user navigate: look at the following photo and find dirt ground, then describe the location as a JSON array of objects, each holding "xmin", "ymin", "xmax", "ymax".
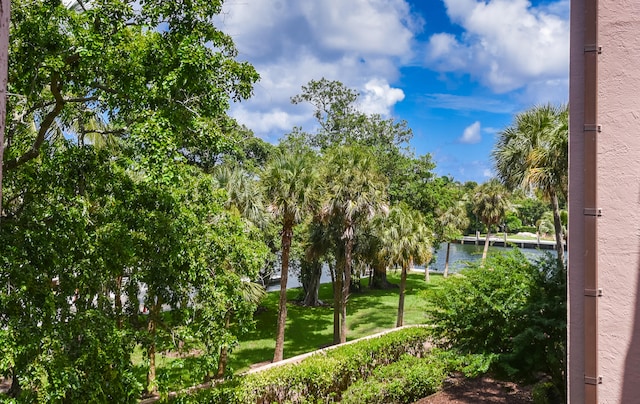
[{"xmin": 414, "ymin": 375, "xmax": 534, "ymax": 404}]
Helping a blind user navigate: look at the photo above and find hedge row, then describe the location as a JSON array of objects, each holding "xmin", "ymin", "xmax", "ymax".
[{"xmin": 170, "ymin": 327, "xmax": 431, "ymax": 403}]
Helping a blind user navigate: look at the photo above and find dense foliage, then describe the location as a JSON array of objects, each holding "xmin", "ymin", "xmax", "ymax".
[
  {"xmin": 425, "ymin": 250, "xmax": 566, "ymax": 395},
  {"xmin": 0, "ymin": 145, "xmax": 269, "ymax": 400},
  {"xmin": 0, "ymin": 0, "xmax": 266, "ymax": 401},
  {"xmin": 6, "ymin": 0, "xmax": 258, "ymax": 174}
]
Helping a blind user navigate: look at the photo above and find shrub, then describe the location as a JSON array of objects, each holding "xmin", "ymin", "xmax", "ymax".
[
  {"xmin": 341, "ymin": 350, "xmax": 493, "ymax": 404},
  {"xmin": 341, "ymin": 354, "xmax": 447, "ymax": 404},
  {"xmin": 504, "ymin": 214, "xmax": 523, "ymax": 233},
  {"xmin": 424, "ymin": 250, "xmax": 566, "ymax": 395}
]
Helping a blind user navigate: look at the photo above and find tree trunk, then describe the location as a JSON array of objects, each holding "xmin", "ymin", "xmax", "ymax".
[
  {"xmin": 482, "ymin": 229, "xmax": 491, "ymax": 264},
  {"xmin": 302, "ymin": 260, "xmax": 322, "ymax": 306},
  {"xmin": 273, "ymin": 223, "xmax": 292, "ymax": 362},
  {"xmin": 550, "ymin": 191, "xmax": 565, "ymax": 266},
  {"xmin": 371, "ymin": 263, "xmax": 396, "ymax": 289},
  {"xmin": 396, "ymin": 262, "xmax": 408, "ymax": 327},
  {"xmin": 341, "ymin": 233, "xmax": 353, "ymax": 344},
  {"xmin": 147, "ymin": 341, "xmax": 156, "ymax": 395},
  {"xmin": 332, "ymin": 261, "xmax": 342, "ymax": 344},
  {"xmin": 8, "ymin": 372, "xmax": 20, "ymax": 398},
  {"xmin": 443, "ymin": 242, "xmax": 451, "ymax": 278},
  {"xmin": 423, "ymin": 257, "xmax": 429, "ymax": 282},
  {"xmin": 146, "ymin": 297, "xmax": 162, "ymax": 395},
  {"xmin": 215, "ymin": 314, "xmax": 231, "ymax": 379}
]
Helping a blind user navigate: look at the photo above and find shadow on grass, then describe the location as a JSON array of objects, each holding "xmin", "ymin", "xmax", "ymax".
[
  {"xmin": 285, "ymin": 307, "xmax": 335, "ymax": 352},
  {"xmin": 228, "ymin": 345, "xmax": 274, "ymax": 371}
]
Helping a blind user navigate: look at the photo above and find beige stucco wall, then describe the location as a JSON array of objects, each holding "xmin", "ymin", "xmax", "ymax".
[{"xmin": 569, "ymin": 1, "xmax": 640, "ymax": 402}]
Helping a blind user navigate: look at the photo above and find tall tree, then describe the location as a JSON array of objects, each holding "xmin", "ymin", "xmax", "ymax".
[
  {"xmin": 322, "ymin": 146, "xmax": 387, "ymax": 343},
  {"xmin": 263, "ymin": 150, "xmax": 318, "ymax": 362},
  {"xmin": 437, "ymin": 201, "xmax": 470, "ymax": 277},
  {"xmin": 492, "ymin": 104, "xmax": 568, "ymax": 265},
  {"xmin": 0, "ymin": 147, "xmax": 268, "ymax": 399},
  {"xmin": 382, "ymin": 205, "xmax": 432, "ymax": 327},
  {"xmin": 290, "ymin": 78, "xmax": 361, "ymax": 149},
  {"xmin": 472, "ymin": 180, "xmax": 510, "ymax": 263},
  {"xmin": 290, "ymin": 78, "xmax": 413, "ymax": 161}
]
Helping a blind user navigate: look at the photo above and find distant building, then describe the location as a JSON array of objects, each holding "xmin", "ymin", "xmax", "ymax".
[{"xmin": 569, "ymin": 1, "xmax": 640, "ymax": 402}]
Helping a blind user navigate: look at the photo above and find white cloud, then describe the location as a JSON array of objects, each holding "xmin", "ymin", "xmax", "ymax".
[
  {"xmin": 232, "ymin": 106, "xmax": 307, "ymax": 141},
  {"xmin": 459, "ymin": 121, "xmax": 482, "ymax": 144},
  {"xmin": 217, "ymin": 0, "xmax": 420, "ymax": 140},
  {"xmin": 357, "ymin": 79, "xmax": 406, "ymax": 116},
  {"xmin": 298, "ymin": 0, "xmax": 419, "ymax": 58},
  {"xmin": 425, "ymin": 0, "xmax": 569, "ymax": 95},
  {"xmin": 426, "ymin": 33, "xmax": 469, "ymax": 71}
]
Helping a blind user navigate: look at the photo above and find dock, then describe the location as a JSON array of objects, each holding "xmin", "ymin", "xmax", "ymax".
[{"xmin": 457, "ymin": 235, "xmax": 566, "ymax": 250}]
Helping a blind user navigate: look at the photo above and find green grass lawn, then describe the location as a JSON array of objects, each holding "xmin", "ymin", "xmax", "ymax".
[{"xmin": 228, "ymin": 270, "xmax": 443, "ymax": 373}]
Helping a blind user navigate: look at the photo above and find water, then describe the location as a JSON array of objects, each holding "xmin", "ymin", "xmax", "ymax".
[
  {"xmin": 420, "ymin": 242, "xmax": 555, "ymax": 274},
  {"xmin": 267, "ymin": 242, "xmax": 555, "ymax": 291}
]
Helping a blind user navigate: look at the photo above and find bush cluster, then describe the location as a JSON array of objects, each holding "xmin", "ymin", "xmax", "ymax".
[
  {"xmin": 341, "ymin": 350, "xmax": 492, "ymax": 404},
  {"xmin": 425, "ymin": 250, "xmax": 566, "ymax": 395}
]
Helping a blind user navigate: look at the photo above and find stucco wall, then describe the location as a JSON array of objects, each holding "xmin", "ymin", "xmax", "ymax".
[
  {"xmin": 569, "ymin": 1, "xmax": 640, "ymax": 402},
  {"xmin": 598, "ymin": 1, "xmax": 640, "ymax": 402}
]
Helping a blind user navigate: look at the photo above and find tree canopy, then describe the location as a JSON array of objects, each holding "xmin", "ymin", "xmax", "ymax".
[
  {"xmin": 0, "ymin": 1, "xmax": 267, "ymax": 399},
  {"xmin": 4, "ymin": 0, "xmax": 258, "ymax": 177}
]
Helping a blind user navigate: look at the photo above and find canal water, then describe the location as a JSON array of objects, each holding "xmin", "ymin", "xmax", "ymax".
[
  {"xmin": 267, "ymin": 242, "xmax": 555, "ymax": 291},
  {"xmin": 419, "ymin": 242, "xmax": 555, "ymax": 273}
]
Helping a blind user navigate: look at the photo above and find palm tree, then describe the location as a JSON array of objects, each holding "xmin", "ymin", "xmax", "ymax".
[
  {"xmin": 437, "ymin": 201, "xmax": 470, "ymax": 277},
  {"xmin": 472, "ymin": 180, "xmax": 510, "ymax": 263},
  {"xmin": 382, "ymin": 205, "xmax": 432, "ymax": 327},
  {"xmin": 214, "ymin": 165, "xmax": 267, "ymax": 228},
  {"xmin": 263, "ymin": 150, "xmax": 318, "ymax": 362},
  {"xmin": 322, "ymin": 146, "xmax": 387, "ymax": 343},
  {"xmin": 492, "ymin": 104, "xmax": 568, "ymax": 265}
]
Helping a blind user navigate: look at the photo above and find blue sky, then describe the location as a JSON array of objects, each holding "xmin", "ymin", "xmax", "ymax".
[{"xmin": 217, "ymin": 0, "xmax": 569, "ymax": 183}]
